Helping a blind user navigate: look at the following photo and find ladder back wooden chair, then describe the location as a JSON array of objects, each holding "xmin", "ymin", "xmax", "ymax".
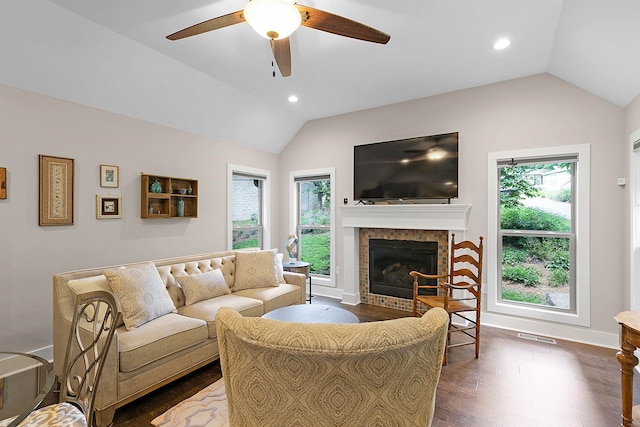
[
  {"xmin": 410, "ymin": 233, "xmax": 484, "ymax": 365},
  {"xmin": 17, "ymin": 290, "xmax": 121, "ymax": 427}
]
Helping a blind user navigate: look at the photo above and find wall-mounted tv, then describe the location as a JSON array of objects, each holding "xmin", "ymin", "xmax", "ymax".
[{"xmin": 354, "ymin": 132, "xmax": 458, "ymax": 202}]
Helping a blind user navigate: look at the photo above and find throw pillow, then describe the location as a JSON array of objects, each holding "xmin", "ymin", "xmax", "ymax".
[
  {"xmin": 177, "ymin": 269, "xmax": 231, "ymax": 306},
  {"xmin": 105, "ymin": 262, "xmax": 176, "ymax": 330},
  {"xmin": 276, "ymin": 253, "xmax": 286, "ymax": 284},
  {"xmin": 234, "ymin": 249, "xmax": 279, "ymax": 291}
]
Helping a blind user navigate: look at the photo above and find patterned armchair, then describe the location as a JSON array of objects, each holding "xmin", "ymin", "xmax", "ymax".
[{"xmin": 216, "ymin": 306, "xmax": 449, "ymax": 427}]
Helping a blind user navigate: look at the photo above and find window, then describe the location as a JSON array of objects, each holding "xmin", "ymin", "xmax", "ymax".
[
  {"xmin": 290, "ymin": 168, "xmax": 336, "ymax": 286},
  {"xmin": 228, "ymin": 165, "xmax": 270, "ymax": 250},
  {"xmin": 487, "ymin": 145, "xmax": 590, "ymax": 326}
]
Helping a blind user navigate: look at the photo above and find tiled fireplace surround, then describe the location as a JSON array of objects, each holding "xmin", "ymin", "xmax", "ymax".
[{"xmin": 341, "ymin": 204, "xmax": 471, "ymax": 310}]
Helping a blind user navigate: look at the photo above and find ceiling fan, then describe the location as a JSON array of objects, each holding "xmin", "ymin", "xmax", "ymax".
[{"xmin": 166, "ymin": 0, "xmax": 390, "ymax": 77}]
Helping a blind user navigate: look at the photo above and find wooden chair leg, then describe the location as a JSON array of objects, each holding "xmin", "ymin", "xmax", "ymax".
[
  {"xmin": 475, "ymin": 310, "xmax": 481, "ymax": 359},
  {"xmin": 442, "ymin": 313, "xmax": 454, "ymax": 366}
]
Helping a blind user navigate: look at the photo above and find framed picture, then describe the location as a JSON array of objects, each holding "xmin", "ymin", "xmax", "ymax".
[
  {"xmin": 39, "ymin": 155, "xmax": 74, "ymax": 226},
  {"xmin": 0, "ymin": 167, "xmax": 6, "ymax": 199},
  {"xmin": 100, "ymin": 165, "xmax": 119, "ymax": 188},
  {"xmin": 96, "ymin": 195, "xmax": 122, "ymax": 219}
]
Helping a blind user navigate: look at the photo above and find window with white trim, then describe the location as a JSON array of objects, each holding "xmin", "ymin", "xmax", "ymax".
[
  {"xmin": 487, "ymin": 145, "xmax": 590, "ymax": 326},
  {"xmin": 228, "ymin": 165, "xmax": 270, "ymax": 250},
  {"xmin": 290, "ymin": 168, "xmax": 336, "ymax": 286}
]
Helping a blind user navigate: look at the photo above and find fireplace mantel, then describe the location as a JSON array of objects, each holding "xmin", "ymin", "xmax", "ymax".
[
  {"xmin": 340, "ymin": 204, "xmax": 471, "ymax": 305},
  {"xmin": 341, "ymin": 204, "xmax": 471, "ymax": 230}
]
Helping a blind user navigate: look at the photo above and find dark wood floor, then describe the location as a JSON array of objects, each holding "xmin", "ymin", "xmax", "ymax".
[{"xmin": 108, "ymin": 297, "xmax": 635, "ymax": 426}]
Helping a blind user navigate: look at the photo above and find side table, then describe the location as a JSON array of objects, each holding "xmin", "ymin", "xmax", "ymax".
[
  {"xmin": 615, "ymin": 310, "xmax": 640, "ymax": 426},
  {"xmin": 283, "ymin": 261, "xmax": 312, "ymax": 303}
]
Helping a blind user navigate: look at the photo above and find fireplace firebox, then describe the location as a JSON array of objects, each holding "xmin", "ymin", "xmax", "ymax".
[{"xmin": 369, "ymin": 239, "xmax": 438, "ymax": 299}]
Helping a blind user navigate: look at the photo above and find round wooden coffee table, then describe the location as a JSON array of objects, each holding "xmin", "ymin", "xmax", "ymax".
[{"xmin": 262, "ymin": 304, "xmax": 359, "ymax": 324}]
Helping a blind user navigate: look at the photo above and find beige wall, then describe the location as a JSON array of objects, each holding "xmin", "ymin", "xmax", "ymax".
[
  {"xmin": 1, "ymin": 73, "xmax": 636, "ymax": 353},
  {"xmin": 0, "ymin": 83, "xmax": 281, "ymax": 353},
  {"xmin": 280, "ymin": 73, "xmax": 628, "ymax": 339},
  {"xmin": 627, "ymin": 94, "xmax": 640, "ymax": 135}
]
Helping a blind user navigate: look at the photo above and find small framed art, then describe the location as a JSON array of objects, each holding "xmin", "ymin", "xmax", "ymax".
[
  {"xmin": 100, "ymin": 165, "xmax": 119, "ymax": 188},
  {"xmin": 0, "ymin": 167, "xmax": 6, "ymax": 199},
  {"xmin": 39, "ymin": 155, "xmax": 74, "ymax": 226},
  {"xmin": 96, "ymin": 195, "xmax": 122, "ymax": 219}
]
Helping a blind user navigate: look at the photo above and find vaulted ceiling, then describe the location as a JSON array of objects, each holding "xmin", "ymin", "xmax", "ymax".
[{"xmin": 2, "ymin": 1, "xmax": 639, "ymax": 152}]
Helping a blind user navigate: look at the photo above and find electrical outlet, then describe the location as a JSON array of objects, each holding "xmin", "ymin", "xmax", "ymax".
[
  {"xmin": 335, "ymin": 267, "xmax": 340, "ymax": 275},
  {"xmin": 343, "ymin": 198, "xmax": 348, "ymax": 205}
]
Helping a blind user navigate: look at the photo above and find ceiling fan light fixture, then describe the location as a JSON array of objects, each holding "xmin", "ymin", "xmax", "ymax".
[
  {"xmin": 244, "ymin": 0, "xmax": 302, "ymax": 40},
  {"xmin": 493, "ymin": 37, "xmax": 511, "ymax": 50}
]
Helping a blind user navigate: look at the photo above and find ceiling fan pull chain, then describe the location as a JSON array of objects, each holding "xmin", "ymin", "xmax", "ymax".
[{"xmin": 272, "ymin": 60, "xmax": 275, "ymax": 78}]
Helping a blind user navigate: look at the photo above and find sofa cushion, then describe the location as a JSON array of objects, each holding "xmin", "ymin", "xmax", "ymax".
[
  {"xmin": 233, "ymin": 249, "xmax": 279, "ymax": 291},
  {"xmin": 178, "ymin": 294, "xmax": 264, "ymax": 338},
  {"xmin": 233, "ymin": 283, "xmax": 302, "ymax": 313},
  {"xmin": 117, "ymin": 313, "xmax": 208, "ymax": 373},
  {"xmin": 177, "ymin": 269, "xmax": 231, "ymax": 306},
  {"xmin": 105, "ymin": 262, "xmax": 176, "ymax": 330}
]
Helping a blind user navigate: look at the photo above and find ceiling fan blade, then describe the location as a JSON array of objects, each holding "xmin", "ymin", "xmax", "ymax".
[
  {"xmin": 166, "ymin": 10, "xmax": 245, "ymax": 41},
  {"xmin": 296, "ymin": 5, "xmax": 390, "ymax": 44},
  {"xmin": 270, "ymin": 38, "xmax": 292, "ymax": 77}
]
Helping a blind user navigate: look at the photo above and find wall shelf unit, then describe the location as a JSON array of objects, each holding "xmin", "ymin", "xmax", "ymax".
[{"xmin": 141, "ymin": 174, "xmax": 198, "ymax": 218}]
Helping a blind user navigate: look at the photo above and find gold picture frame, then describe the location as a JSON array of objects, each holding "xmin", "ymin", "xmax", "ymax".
[
  {"xmin": 39, "ymin": 155, "xmax": 74, "ymax": 226},
  {"xmin": 100, "ymin": 164, "xmax": 119, "ymax": 188},
  {"xmin": 96, "ymin": 195, "xmax": 122, "ymax": 219},
  {"xmin": 0, "ymin": 167, "xmax": 6, "ymax": 200}
]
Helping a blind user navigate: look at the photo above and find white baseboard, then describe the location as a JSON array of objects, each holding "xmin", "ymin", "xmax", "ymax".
[
  {"xmin": 310, "ymin": 285, "xmax": 344, "ymax": 301},
  {"xmin": 30, "ymin": 345, "xmax": 54, "ymax": 362},
  {"xmin": 482, "ymin": 312, "xmax": 618, "ymax": 349}
]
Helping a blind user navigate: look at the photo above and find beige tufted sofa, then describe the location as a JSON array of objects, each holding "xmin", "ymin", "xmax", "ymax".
[
  {"xmin": 216, "ymin": 306, "xmax": 450, "ymax": 427},
  {"xmin": 52, "ymin": 249, "xmax": 306, "ymax": 427}
]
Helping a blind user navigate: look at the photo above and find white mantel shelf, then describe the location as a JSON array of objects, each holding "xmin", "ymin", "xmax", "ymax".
[
  {"xmin": 341, "ymin": 204, "xmax": 471, "ymax": 231},
  {"xmin": 339, "ymin": 203, "xmax": 472, "ymax": 306}
]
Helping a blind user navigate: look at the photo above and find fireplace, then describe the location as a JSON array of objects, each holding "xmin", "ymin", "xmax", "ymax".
[
  {"xmin": 340, "ymin": 204, "xmax": 471, "ymax": 310},
  {"xmin": 358, "ymin": 227, "xmax": 450, "ymax": 311},
  {"xmin": 369, "ymin": 239, "xmax": 438, "ymax": 299}
]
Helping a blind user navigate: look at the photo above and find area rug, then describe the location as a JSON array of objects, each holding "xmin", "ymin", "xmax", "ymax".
[{"xmin": 152, "ymin": 378, "xmax": 229, "ymax": 427}]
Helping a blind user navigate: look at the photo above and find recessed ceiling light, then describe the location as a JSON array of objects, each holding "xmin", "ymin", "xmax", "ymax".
[
  {"xmin": 493, "ymin": 38, "xmax": 511, "ymax": 50},
  {"xmin": 288, "ymin": 95, "xmax": 298, "ymax": 103}
]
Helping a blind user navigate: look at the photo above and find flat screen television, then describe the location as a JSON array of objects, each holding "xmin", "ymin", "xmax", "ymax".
[{"xmin": 353, "ymin": 132, "xmax": 458, "ymax": 201}]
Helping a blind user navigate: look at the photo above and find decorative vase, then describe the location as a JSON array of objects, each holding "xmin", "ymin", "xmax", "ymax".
[
  {"xmin": 285, "ymin": 234, "xmax": 298, "ymax": 264},
  {"xmin": 187, "ymin": 184, "xmax": 193, "ymax": 195},
  {"xmin": 150, "ymin": 177, "xmax": 162, "ymax": 193},
  {"xmin": 176, "ymin": 197, "xmax": 185, "ymax": 217}
]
